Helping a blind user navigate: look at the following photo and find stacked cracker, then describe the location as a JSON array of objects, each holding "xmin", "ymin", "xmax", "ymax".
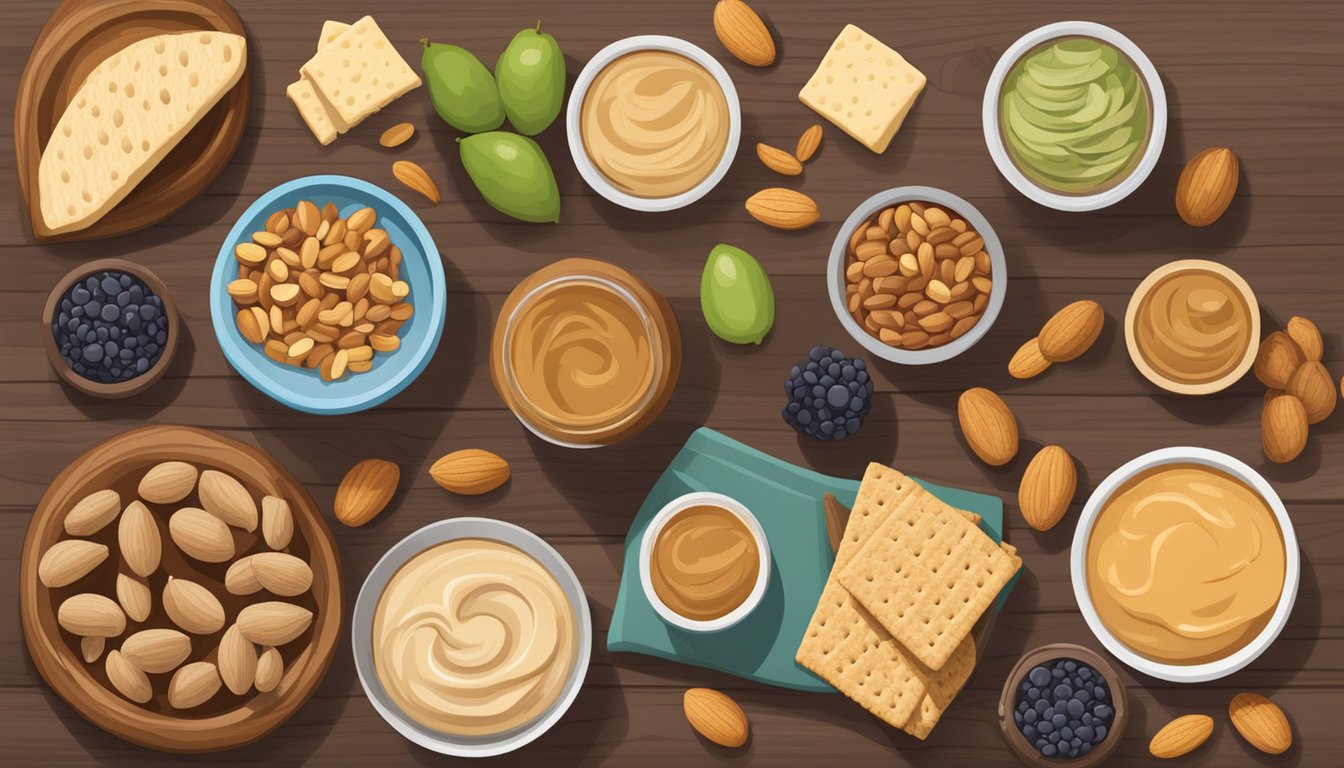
[
  {"xmin": 286, "ymin": 16, "xmax": 421, "ymax": 145},
  {"xmin": 797, "ymin": 463, "xmax": 1021, "ymax": 739}
]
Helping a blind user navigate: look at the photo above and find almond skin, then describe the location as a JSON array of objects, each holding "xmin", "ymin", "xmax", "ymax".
[
  {"xmin": 38, "ymin": 539, "xmax": 108, "ymax": 588},
  {"xmin": 218, "ymin": 624, "xmax": 258, "ymax": 696},
  {"xmin": 1229, "ymin": 693, "xmax": 1292, "ymax": 755},
  {"xmin": 745, "ymin": 188, "xmax": 820, "ymax": 230},
  {"xmin": 1038, "ymin": 300, "xmax": 1104, "ymax": 362},
  {"xmin": 957, "ymin": 387, "xmax": 1019, "ymax": 466},
  {"xmin": 1017, "ymin": 446, "xmax": 1077, "ymax": 532},
  {"xmin": 118, "ymin": 500, "xmax": 162, "ymax": 577},
  {"xmin": 1176, "ymin": 147, "xmax": 1239, "ymax": 227},
  {"xmin": 198, "ymin": 469, "xmax": 258, "ymax": 531},
  {"xmin": 64, "ymin": 489, "xmax": 121, "ymax": 536},
  {"xmin": 169, "ymin": 507, "xmax": 235, "ymax": 563},
  {"xmin": 248, "ymin": 552, "xmax": 314, "ymax": 597},
  {"xmin": 254, "ymin": 646, "xmax": 284, "ymax": 693},
  {"xmin": 237, "ymin": 602, "xmax": 313, "ymax": 646},
  {"xmin": 712, "ymin": 0, "xmax": 776, "ymax": 67},
  {"xmin": 1285, "ymin": 316, "xmax": 1323, "ymax": 362},
  {"xmin": 138, "ymin": 460, "xmax": 198, "ymax": 504},
  {"xmin": 684, "ymin": 687, "xmax": 750, "ymax": 748},
  {"xmin": 261, "ymin": 495, "xmax": 294, "ymax": 550},
  {"xmin": 120, "ymin": 628, "xmax": 192, "ymax": 674},
  {"xmin": 392, "ymin": 160, "xmax": 440, "ymax": 205},
  {"xmin": 1262, "ymin": 394, "xmax": 1309, "ymax": 463},
  {"xmin": 334, "ymin": 459, "xmax": 400, "ymax": 527},
  {"xmin": 429, "ymin": 449, "xmax": 511, "ymax": 495},
  {"xmin": 58, "ymin": 593, "xmax": 125, "ymax": 637},
  {"xmin": 168, "ymin": 662, "xmax": 222, "ymax": 709},
  {"xmin": 1254, "ymin": 331, "xmax": 1304, "ymax": 390},
  {"xmin": 1287, "ymin": 360, "xmax": 1336, "ymax": 424},
  {"xmin": 163, "ymin": 577, "xmax": 226, "ymax": 635},
  {"xmin": 106, "ymin": 649, "xmax": 153, "ymax": 704},
  {"xmin": 756, "ymin": 142, "xmax": 803, "ymax": 176},
  {"xmin": 795, "ymin": 124, "xmax": 823, "ymax": 163},
  {"xmin": 1149, "ymin": 714, "xmax": 1214, "ymax": 758},
  {"xmin": 116, "ymin": 572, "xmax": 152, "ymax": 623},
  {"xmin": 1008, "ymin": 337, "xmax": 1052, "ymax": 379},
  {"xmin": 379, "ymin": 122, "xmax": 415, "ymax": 149}
]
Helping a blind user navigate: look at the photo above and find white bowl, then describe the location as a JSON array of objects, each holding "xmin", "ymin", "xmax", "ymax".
[
  {"xmin": 1070, "ymin": 448, "xmax": 1299, "ymax": 683},
  {"xmin": 566, "ymin": 35, "xmax": 741, "ymax": 212},
  {"xmin": 827, "ymin": 186, "xmax": 1007, "ymax": 365},
  {"xmin": 352, "ymin": 518, "xmax": 592, "ymax": 757},
  {"xmin": 982, "ymin": 21, "xmax": 1168, "ymax": 212},
  {"xmin": 638, "ymin": 492, "xmax": 771, "ymax": 633}
]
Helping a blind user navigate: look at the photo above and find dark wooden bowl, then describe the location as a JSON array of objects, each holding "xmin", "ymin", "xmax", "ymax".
[
  {"xmin": 20, "ymin": 426, "xmax": 343, "ymax": 753},
  {"xmin": 41, "ymin": 258, "xmax": 181, "ymax": 399},
  {"xmin": 998, "ymin": 643, "xmax": 1128, "ymax": 767}
]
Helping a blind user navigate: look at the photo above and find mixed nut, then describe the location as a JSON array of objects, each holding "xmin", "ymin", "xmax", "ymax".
[{"xmin": 1256, "ymin": 315, "xmax": 1337, "ymax": 463}]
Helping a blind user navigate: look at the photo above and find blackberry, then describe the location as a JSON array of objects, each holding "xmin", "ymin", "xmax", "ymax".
[{"xmin": 782, "ymin": 345, "xmax": 874, "ymax": 441}]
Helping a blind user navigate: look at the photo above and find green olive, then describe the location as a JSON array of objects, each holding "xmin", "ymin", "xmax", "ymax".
[{"xmin": 701, "ymin": 243, "xmax": 774, "ymax": 344}]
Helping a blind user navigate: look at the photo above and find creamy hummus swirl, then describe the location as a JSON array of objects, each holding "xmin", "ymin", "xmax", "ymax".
[
  {"xmin": 651, "ymin": 505, "xmax": 760, "ymax": 621},
  {"xmin": 1087, "ymin": 464, "xmax": 1285, "ymax": 665},
  {"xmin": 1135, "ymin": 270, "xmax": 1252, "ymax": 384},
  {"xmin": 581, "ymin": 50, "xmax": 730, "ymax": 198},
  {"xmin": 373, "ymin": 539, "xmax": 576, "ymax": 736}
]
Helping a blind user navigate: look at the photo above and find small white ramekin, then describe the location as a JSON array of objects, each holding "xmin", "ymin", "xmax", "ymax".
[
  {"xmin": 1070, "ymin": 448, "xmax": 1300, "ymax": 683},
  {"xmin": 566, "ymin": 35, "xmax": 741, "ymax": 212},
  {"xmin": 639, "ymin": 492, "xmax": 770, "ymax": 633},
  {"xmin": 982, "ymin": 21, "xmax": 1168, "ymax": 212}
]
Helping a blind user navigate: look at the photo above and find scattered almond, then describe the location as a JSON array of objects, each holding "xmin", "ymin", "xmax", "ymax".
[
  {"xmin": 255, "ymin": 646, "xmax": 284, "ymax": 693},
  {"xmin": 392, "ymin": 160, "xmax": 440, "ymax": 204},
  {"xmin": 198, "ymin": 469, "xmax": 258, "ymax": 531},
  {"xmin": 1008, "ymin": 337, "xmax": 1052, "ymax": 379},
  {"xmin": 712, "ymin": 0, "xmax": 776, "ymax": 67},
  {"xmin": 237, "ymin": 601, "xmax": 313, "ymax": 646},
  {"xmin": 1262, "ymin": 394, "xmax": 1309, "ymax": 463},
  {"xmin": 120, "ymin": 628, "xmax": 192, "ymax": 674},
  {"xmin": 169, "ymin": 507, "xmax": 235, "ymax": 563},
  {"xmin": 1285, "ymin": 316, "xmax": 1323, "ymax": 362},
  {"xmin": 756, "ymin": 142, "xmax": 802, "ymax": 176},
  {"xmin": 57, "ymin": 593, "xmax": 125, "ymax": 637},
  {"xmin": 1175, "ymin": 147, "xmax": 1239, "ymax": 227},
  {"xmin": 379, "ymin": 122, "xmax": 415, "ymax": 149},
  {"xmin": 138, "ymin": 460, "xmax": 198, "ymax": 504},
  {"xmin": 106, "ymin": 649, "xmax": 153, "ymax": 704},
  {"xmin": 1149, "ymin": 714, "xmax": 1214, "ymax": 758},
  {"xmin": 168, "ymin": 661, "xmax": 222, "ymax": 709},
  {"xmin": 1018, "ymin": 445, "xmax": 1076, "ymax": 532},
  {"xmin": 1038, "ymin": 300, "xmax": 1104, "ymax": 362},
  {"xmin": 248, "ymin": 552, "xmax": 314, "ymax": 597},
  {"xmin": 334, "ymin": 459, "xmax": 400, "ymax": 527},
  {"xmin": 957, "ymin": 387, "xmax": 1019, "ymax": 466},
  {"xmin": 261, "ymin": 495, "xmax": 294, "ymax": 550},
  {"xmin": 163, "ymin": 577, "xmax": 226, "ymax": 635},
  {"xmin": 1229, "ymin": 692, "xmax": 1292, "ymax": 755},
  {"xmin": 118, "ymin": 500, "xmax": 161, "ymax": 577},
  {"xmin": 63, "ymin": 489, "xmax": 121, "ymax": 536},
  {"xmin": 745, "ymin": 188, "xmax": 820, "ymax": 230},
  {"xmin": 429, "ymin": 449, "xmax": 510, "ymax": 495},
  {"xmin": 795, "ymin": 124, "xmax": 823, "ymax": 163},
  {"xmin": 116, "ymin": 572, "xmax": 152, "ymax": 623},
  {"xmin": 1254, "ymin": 331, "xmax": 1304, "ymax": 390},
  {"xmin": 684, "ymin": 687, "xmax": 750, "ymax": 748},
  {"xmin": 1288, "ymin": 360, "xmax": 1336, "ymax": 424},
  {"xmin": 219, "ymin": 624, "xmax": 258, "ymax": 696},
  {"xmin": 38, "ymin": 539, "xmax": 108, "ymax": 588}
]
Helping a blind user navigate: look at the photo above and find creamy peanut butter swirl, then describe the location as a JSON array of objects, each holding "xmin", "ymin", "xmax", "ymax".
[
  {"xmin": 651, "ymin": 505, "xmax": 760, "ymax": 621},
  {"xmin": 1135, "ymin": 270, "xmax": 1252, "ymax": 384},
  {"xmin": 373, "ymin": 539, "xmax": 576, "ymax": 736}
]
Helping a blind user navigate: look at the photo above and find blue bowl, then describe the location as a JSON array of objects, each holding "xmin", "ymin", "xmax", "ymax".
[{"xmin": 210, "ymin": 175, "xmax": 446, "ymax": 414}]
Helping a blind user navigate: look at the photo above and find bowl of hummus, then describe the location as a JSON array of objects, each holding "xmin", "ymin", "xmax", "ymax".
[
  {"xmin": 638, "ymin": 492, "xmax": 771, "ymax": 632},
  {"xmin": 1071, "ymin": 448, "xmax": 1299, "ymax": 683},
  {"xmin": 568, "ymin": 35, "xmax": 741, "ymax": 212},
  {"xmin": 352, "ymin": 518, "xmax": 591, "ymax": 757}
]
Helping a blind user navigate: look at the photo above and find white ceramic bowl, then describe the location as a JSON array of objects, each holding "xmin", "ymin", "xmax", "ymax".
[
  {"xmin": 1070, "ymin": 448, "xmax": 1299, "ymax": 683},
  {"xmin": 638, "ymin": 492, "xmax": 771, "ymax": 633},
  {"xmin": 982, "ymin": 21, "xmax": 1168, "ymax": 212},
  {"xmin": 828, "ymin": 186, "xmax": 1007, "ymax": 365},
  {"xmin": 352, "ymin": 518, "xmax": 592, "ymax": 757},
  {"xmin": 566, "ymin": 35, "xmax": 741, "ymax": 212}
]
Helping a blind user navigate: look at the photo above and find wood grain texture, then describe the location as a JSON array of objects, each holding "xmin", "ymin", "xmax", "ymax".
[{"xmin": 1, "ymin": 0, "xmax": 1341, "ymax": 765}]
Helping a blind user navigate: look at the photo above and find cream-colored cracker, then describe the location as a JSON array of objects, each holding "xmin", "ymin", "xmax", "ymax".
[
  {"xmin": 798, "ymin": 24, "xmax": 926, "ymax": 153},
  {"xmin": 300, "ymin": 15, "xmax": 421, "ymax": 129}
]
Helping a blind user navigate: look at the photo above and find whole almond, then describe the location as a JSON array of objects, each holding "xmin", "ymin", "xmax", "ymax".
[
  {"xmin": 745, "ymin": 188, "xmax": 820, "ymax": 230},
  {"xmin": 334, "ymin": 459, "xmax": 400, "ymax": 527},
  {"xmin": 1149, "ymin": 714, "xmax": 1214, "ymax": 758},
  {"xmin": 81, "ymin": 635, "xmax": 105, "ymax": 663},
  {"xmin": 138, "ymin": 461, "xmax": 198, "ymax": 504},
  {"xmin": 392, "ymin": 160, "xmax": 440, "ymax": 205},
  {"xmin": 1254, "ymin": 331, "xmax": 1304, "ymax": 390},
  {"xmin": 379, "ymin": 122, "xmax": 415, "ymax": 149},
  {"xmin": 712, "ymin": 0, "xmax": 776, "ymax": 67},
  {"xmin": 1038, "ymin": 300, "xmax": 1104, "ymax": 362},
  {"xmin": 756, "ymin": 143, "xmax": 802, "ymax": 176},
  {"xmin": 38, "ymin": 539, "xmax": 109, "ymax": 588},
  {"xmin": 58, "ymin": 593, "xmax": 125, "ymax": 637},
  {"xmin": 169, "ymin": 507, "xmax": 235, "ymax": 562},
  {"xmin": 106, "ymin": 650, "xmax": 153, "ymax": 704},
  {"xmin": 219, "ymin": 624, "xmax": 258, "ymax": 696},
  {"xmin": 198, "ymin": 470, "xmax": 258, "ymax": 531},
  {"xmin": 168, "ymin": 661, "xmax": 222, "ymax": 709},
  {"xmin": 1288, "ymin": 360, "xmax": 1336, "ymax": 424},
  {"xmin": 237, "ymin": 602, "xmax": 314, "ymax": 646},
  {"xmin": 957, "ymin": 387, "xmax": 1019, "ymax": 466},
  {"xmin": 255, "ymin": 646, "xmax": 284, "ymax": 693},
  {"xmin": 429, "ymin": 449, "xmax": 510, "ymax": 495},
  {"xmin": 1008, "ymin": 337, "xmax": 1052, "ymax": 379},
  {"xmin": 225, "ymin": 557, "xmax": 264, "ymax": 596},
  {"xmin": 1176, "ymin": 147, "xmax": 1239, "ymax": 227},
  {"xmin": 120, "ymin": 628, "xmax": 192, "ymax": 674},
  {"xmin": 684, "ymin": 687, "xmax": 750, "ymax": 748},
  {"xmin": 261, "ymin": 495, "xmax": 294, "ymax": 550},
  {"xmin": 118, "ymin": 500, "xmax": 161, "ymax": 577},
  {"xmin": 1262, "ymin": 394, "xmax": 1309, "ymax": 464},
  {"xmin": 1018, "ymin": 446, "xmax": 1077, "ymax": 532},
  {"xmin": 116, "ymin": 572, "xmax": 152, "ymax": 623},
  {"xmin": 64, "ymin": 489, "xmax": 120, "ymax": 536},
  {"xmin": 795, "ymin": 124, "xmax": 823, "ymax": 163},
  {"xmin": 1229, "ymin": 692, "xmax": 1292, "ymax": 755},
  {"xmin": 249, "ymin": 552, "xmax": 314, "ymax": 597},
  {"xmin": 1285, "ymin": 316, "xmax": 1323, "ymax": 362},
  {"xmin": 163, "ymin": 577, "xmax": 226, "ymax": 635}
]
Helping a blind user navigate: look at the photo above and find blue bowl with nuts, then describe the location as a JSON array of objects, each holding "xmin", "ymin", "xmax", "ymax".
[{"xmin": 999, "ymin": 643, "xmax": 1127, "ymax": 767}]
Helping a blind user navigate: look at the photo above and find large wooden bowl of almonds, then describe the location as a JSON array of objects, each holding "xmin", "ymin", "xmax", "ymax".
[{"xmin": 20, "ymin": 425, "xmax": 342, "ymax": 752}]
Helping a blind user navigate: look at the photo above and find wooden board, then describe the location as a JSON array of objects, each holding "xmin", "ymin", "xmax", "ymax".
[{"xmin": 13, "ymin": 0, "xmax": 251, "ymax": 242}]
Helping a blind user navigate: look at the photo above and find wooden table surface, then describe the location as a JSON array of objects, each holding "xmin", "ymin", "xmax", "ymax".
[{"xmin": 2, "ymin": 0, "xmax": 1341, "ymax": 765}]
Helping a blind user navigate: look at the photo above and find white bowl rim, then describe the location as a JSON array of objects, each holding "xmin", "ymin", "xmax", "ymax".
[
  {"xmin": 566, "ymin": 35, "xmax": 741, "ymax": 212},
  {"xmin": 351, "ymin": 517, "xmax": 593, "ymax": 757},
  {"xmin": 982, "ymin": 20, "xmax": 1168, "ymax": 212},
  {"xmin": 827, "ymin": 186, "xmax": 1008, "ymax": 365},
  {"xmin": 1070, "ymin": 447, "xmax": 1300, "ymax": 683},
  {"xmin": 638, "ymin": 491, "xmax": 772, "ymax": 633}
]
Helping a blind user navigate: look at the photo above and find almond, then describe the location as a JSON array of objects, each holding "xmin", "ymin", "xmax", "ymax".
[
  {"xmin": 80, "ymin": 636, "xmax": 105, "ymax": 663},
  {"xmin": 1229, "ymin": 692, "xmax": 1292, "ymax": 755},
  {"xmin": 255, "ymin": 646, "xmax": 284, "ymax": 693},
  {"xmin": 118, "ymin": 500, "xmax": 161, "ymax": 577},
  {"xmin": 429, "ymin": 449, "xmax": 510, "ymax": 495},
  {"xmin": 237, "ymin": 602, "xmax": 313, "ymax": 646},
  {"xmin": 249, "ymin": 552, "xmax": 314, "ymax": 597},
  {"xmin": 684, "ymin": 687, "xmax": 750, "ymax": 748},
  {"xmin": 1254, "ymin": 331, "xmax": 1304, "ymax": 390},
  {"xmin": 38, "ymin": 539, "xmax": 109, "ymax": 588},
  {"xmin": 1038, "ymin": 300, "xmax": 1104, "ymax": 362},
  {"xmin": 120, "ymin": 628, "xmax": 192, "ymax": 674},
  {"xmin": 163, "ymin": 577, "xmax": 226, "ymax": 635},
  {"xmin": 334, "ymin": 459, "xmax": 400, "ymax": 527},
  {"xmin": 392, "ymin": 160, "xmax": 440, "ymax": 205},
  {"xmin": 116, "ymin": 572, "xmax": 152, "ymax": 622},
  {"xmin": 1262, "ymin": 394, "xmax": 1309, "ymax": 464},
  {"xmin": 106, "ymin": 650, "xmax": 153, "ymax": 704},
  {"xmin": 57, "ymin": 593, "xmax": 125, "ymax": 637},
  {"xmin": 198, "ymin": 469, "xmax": 258, "ymax": 531},
  {"xmin": 1287, "ymin": 360, "xmax": 1335, "ymax": 424},
  {"xmin": 1285, "ymin": 316, "xmax": 1323, "ymax": 362},
  {"xmin": 1176, "ymin": 147, "xmax": 1239, "ymax": 227},
  {"xmin": 138, "ymin": 461, "xmax": 198, "ymax": 504},
  {"xmin": 712, "ymin": 0, "xmax": 775, "ymax": 67},
  {"xmin": 64, "ymin": 488, "xmax": 120, "ymax": 535},
  {"xmin": 379, "ymin": 122, "xmax": 415, "ymax": 149},
  {"xmin": 218, "ymin": 624, "xmax": 258, "ymax": 696},
  {"xmin": 795, "ymin": 124, "xmax": 823, "ymax": 163},
  {"xmin": 1008, "ymin": 337, "xmax": 1052, "ymax": 379},
  {"xmin": 957, "ymin": 387, "xmax": 1019, "ymax": 466},
  {"xmin": 225, "ymin": 557, "xmax": 264, "ymax": 596},
  {"xmin": 1018, "ymin": 445, "xmax": 1077, "ymax": 532},
  {"xmin": 168, "ymin": 661, "xmax": 222, "ymax": 709},
  {"xmin": 1149, "ymin": 714, "xmax": 1214, "ymax": 758},
  {"xmin": 169, "ymin": 507, "xmax": 235, "ymax": 562},
  {"xmin": 261, "ymin": 495, "xmax": 294, "ymax": 550},
  {"xmin": 756, "ymin": 142, "xmax": 802, "ymax": 176},
  {"xmin": 745, "ymin": 188, "xmax": 820, "ymax": 230}
]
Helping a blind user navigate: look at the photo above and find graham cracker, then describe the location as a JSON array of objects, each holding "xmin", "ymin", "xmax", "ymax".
[{"xmin": 901, "ymin": 634, "xmax": 977, "ymax": 739}]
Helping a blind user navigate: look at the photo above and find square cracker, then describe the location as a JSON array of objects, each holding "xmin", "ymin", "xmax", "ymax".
[
  {"xmin": 300, "ymin": 15, "xmax": 421, "ymax": 128},
  {"xmin": 838, "ymin": 483, "xmax": 1021, "ymax": 671}
]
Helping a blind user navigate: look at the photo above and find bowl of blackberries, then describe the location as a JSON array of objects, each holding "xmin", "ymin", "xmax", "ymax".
[
  {"xmin": 42, "ymin": 259, "xmax": 178, "ymax": 398},
  {"xmin": 999, "ymin": 643, "xmax": 1127, "ymax": 766},
  {"xmin": 783, "ymin": 345, "xmax": 875, "ymax": 441}
]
